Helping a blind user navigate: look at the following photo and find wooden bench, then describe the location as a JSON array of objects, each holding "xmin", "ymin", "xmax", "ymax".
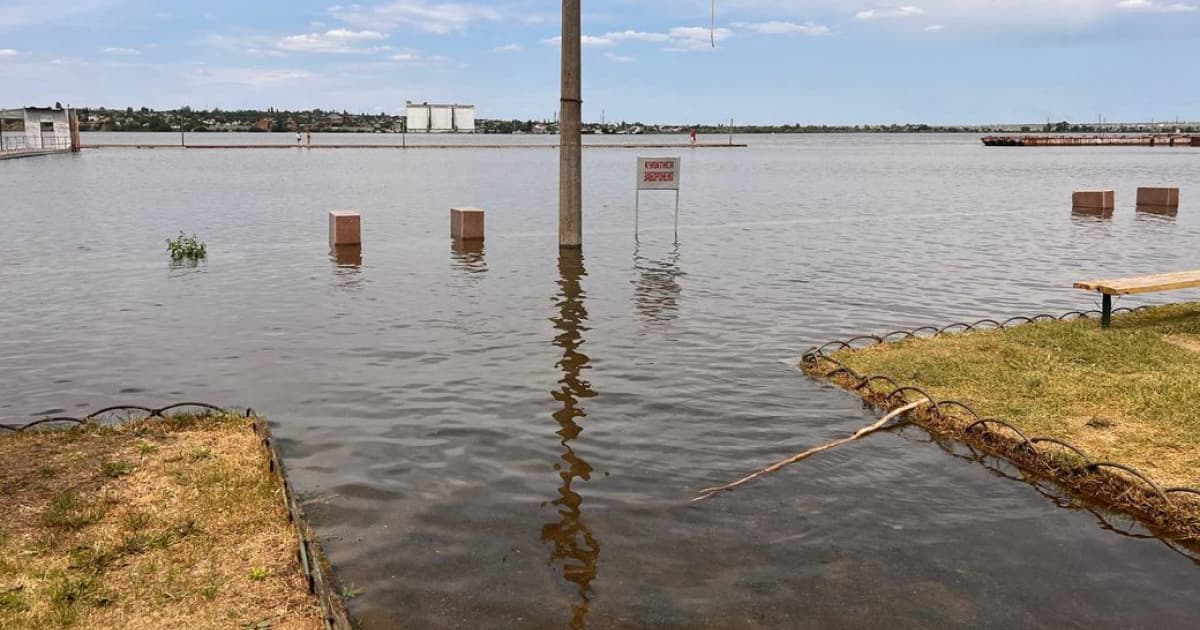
[{"xmin": 1074, "ymin": 270, "xmax": 1200, "ymax": 327}]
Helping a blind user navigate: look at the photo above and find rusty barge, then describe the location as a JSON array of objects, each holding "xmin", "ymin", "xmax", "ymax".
[{"xmin": 983, "ymin": 134, "xmax": 1198, "ymax": 147}]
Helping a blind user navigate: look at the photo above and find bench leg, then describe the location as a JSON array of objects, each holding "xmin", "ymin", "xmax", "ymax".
[{"xmin": 1101, "ymin": 294, "xmax": 1112, "ymax": 329}]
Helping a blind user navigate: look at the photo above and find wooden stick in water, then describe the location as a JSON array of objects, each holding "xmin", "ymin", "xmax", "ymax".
[{"xmin": 690, "ymin": 400, "xmax": 929, "ymax": 504}]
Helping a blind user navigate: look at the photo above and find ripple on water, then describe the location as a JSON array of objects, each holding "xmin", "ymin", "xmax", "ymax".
[{"xmin": 4, "ymin": 134, "xmax": 1200, "ymax": 627}]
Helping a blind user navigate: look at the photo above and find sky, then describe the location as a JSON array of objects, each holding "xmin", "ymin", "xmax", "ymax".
[{"xmin": 1, "ymin": 0, "xmax": 1198, "ymax": 124}]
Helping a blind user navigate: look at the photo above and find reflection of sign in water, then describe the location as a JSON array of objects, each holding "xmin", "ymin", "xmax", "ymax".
[
  {"xmin": 635, "ymin": 157, "xmax": 682, "ymax": 240},
  {"xmin": 633, "ymin": 242, "xmax": 684, "ymax": 324}
]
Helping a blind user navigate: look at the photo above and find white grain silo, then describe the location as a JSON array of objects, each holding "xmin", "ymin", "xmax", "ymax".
[
  {"xmin": 452, "ymin": 106, "xmax": 476, "ymax": 133},
  {"xmin": 429, "ymin": 105, "xmax": 454, "ymax": 132},
  {"xmin": 405, "ymin": 101, "xmax": 476, "ymax": 133}
]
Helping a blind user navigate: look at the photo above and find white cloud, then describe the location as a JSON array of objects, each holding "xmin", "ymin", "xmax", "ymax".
[
  {"xmin": 277, "ymin": 29, "xmax": 388, "ymax": 53},
  {"xmin": 0, "ymin": 48, "xmax": 20, "ymax": 57},
  {"xmin": 733, "ymin": 21, "xmax": 830, "ymax": 36},
  {"xmin": 493, "ymin": 43, "xmax": 522, "ymax": 53},
  {"xmin": 328, "ymin": 1, "xmax": 500, "ymax": 34},
  {"xmin": 190, "ymin": 66, "xmax": 316, "ymax": 87},
  {"xmin": 543, "ymin": 25, "xmax": 732, "ymax": 52},
  {"xmin": 102, "ymin": 47, "xmax": 142, "ymax": 56},
  {"xmin": 602, "ymin": 30, "xmax": 670, "ymax": 42},
  {"xmin": 540, "ymin": 35, "xmax": 616, "ymax": 46},
  {"xmin": 857, "ymin": 5, "xmax": 925, "ymax": 20},
  {"xmin": 812, "ymin": 1, "xmax": 1143, "ymax": 31},
  {"xmin": 247, "ymin": 47, "xmax": 288, "ymax": 58},
  {"xmin": 1115, "ymin": 0, "xmax": 1197, "ymax": 11},
  {"xmin": 666, "ymin": 26, "xmax": 733, "ymax": 50},
  {"xmin": 603, "ymin": 51, "xmax": 636, "ymax": 63},
  {"xmin": 0, "ymin": 0, "xmax": 114, "ymax": 28},
  {"xmin": 924, "ymin": 24, "xmax": 945, "ymax": 31}
]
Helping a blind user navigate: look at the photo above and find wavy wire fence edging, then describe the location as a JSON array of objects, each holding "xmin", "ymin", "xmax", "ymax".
[
  {"xmin": 800, "ymin": 307, "xmax": 1200, "ymax": 545},
  {"xmin": 0, "ymin": 403, "xmax": 353, "ymax": 630}
]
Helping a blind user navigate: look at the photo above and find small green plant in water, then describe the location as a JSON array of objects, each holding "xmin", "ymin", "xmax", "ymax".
[{"xmin": 166, "ymin": 232, "xmax": 207, "ymax": 262}]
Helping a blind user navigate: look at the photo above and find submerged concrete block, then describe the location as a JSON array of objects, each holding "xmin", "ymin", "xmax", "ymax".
[
  {"xmin": 450, "ymin": 207, "xmax": 485, "ymax": 241},
  {"xmin": 1136, "ymin": 205, "xmax": 1178, "ymax": 218},
  {"xmin": 1073, "ymin": 190, "xmax": 1115, "ymax": 210},
  {"xmin": 331, "ymin": 244, "xmax": 363, "ymax": 267},
  {"xmin": 329, "ymin": 210, "xmax": 361, "ymax": 246},
  {"xmin": 1136, "ymin": 187, "xmax": 1180, "ymax": 208},
  {"xmin": 1072, "ymin": 207, "xmax": 1114, "ymax": 219}
]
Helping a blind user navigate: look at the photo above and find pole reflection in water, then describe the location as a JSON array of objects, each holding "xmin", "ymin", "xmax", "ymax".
[
  {"xmin": 632, "ymin": 241, "xmax": 684, "ymax": 323},
  {"xmin": 450, "ymin": 239, "xmax": 488, "ymax": 274},
  {"xmin": 541, "ymin": 249, "xmax": 600, "ymax": 630}
]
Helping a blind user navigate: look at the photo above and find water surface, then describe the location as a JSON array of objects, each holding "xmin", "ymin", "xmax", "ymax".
[{"xmin": 3, "ymin": 133, "xmax": 1199, "ymax": 628}]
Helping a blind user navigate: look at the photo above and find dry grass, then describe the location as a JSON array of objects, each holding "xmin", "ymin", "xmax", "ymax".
[
  {"xmin": 830, "ymin": 302, "xmax": 1200, "ymax": 489},
  {"xmin": 0, "ymin": 413, "xmax": 323, "ymax": 629}
]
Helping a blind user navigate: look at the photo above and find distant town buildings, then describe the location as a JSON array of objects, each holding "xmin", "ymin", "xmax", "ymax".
[
  {"xmin": 405, "ymin": 102, "xmax": 476, "ymax": 133},
  {"xmin": 59, "ymin": 106, "xmax": 1200, "ymax": 137}
]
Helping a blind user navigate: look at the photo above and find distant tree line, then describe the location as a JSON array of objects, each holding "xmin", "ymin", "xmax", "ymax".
[{"xmin": 69, "ymin": 107, "xmax": 1200, "ymax": 135}]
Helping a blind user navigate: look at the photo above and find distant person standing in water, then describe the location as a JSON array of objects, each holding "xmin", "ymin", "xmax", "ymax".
[
  {"xmin": 306, "ymin": 130, "xmax": 312, "ymax": 147},
  {"xmin": 296, "ymin": 131, "xmax": 302, "ymax": 146}
]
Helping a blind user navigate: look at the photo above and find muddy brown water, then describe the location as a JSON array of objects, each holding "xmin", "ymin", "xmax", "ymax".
[{"xmin": 3, "ymin": 133, "xmax": 1200, "ymax": 628}]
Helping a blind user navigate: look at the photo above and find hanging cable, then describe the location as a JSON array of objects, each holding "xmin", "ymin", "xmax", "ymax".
[{"xmin": 711, "ymin": 0, "xmax": 717, "ymax": 47}]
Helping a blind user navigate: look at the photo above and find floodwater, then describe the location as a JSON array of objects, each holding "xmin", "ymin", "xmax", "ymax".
[{"xmin": 3, "ymin": 133, "xmax": 1200, "ymax": 628}]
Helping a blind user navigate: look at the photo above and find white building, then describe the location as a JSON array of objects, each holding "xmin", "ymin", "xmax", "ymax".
[
  {"xmin": 0, "ymin": 106, "xmax": 76, "ymax": 154},
  {"xmin": 405, "ymin": 102, "xmax": 475, "ymax": 133}
]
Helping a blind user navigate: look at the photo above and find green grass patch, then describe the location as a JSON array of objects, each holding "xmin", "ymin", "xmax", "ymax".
[
  {"xmin": 48, "ymin": 574, "xmax": 110, "ymax": 625},
  {"xmin": 831, "ymin": 302, "xmax": 1200, "ymax": 487},
  {"xmin": 43, "ymin": 490, "xmax": 108, "ymax": 531},
  {"xmin": 188, "ymin": 447, "xmax": 212, "ymax": 462},
  {"xmin": 101, "ymin": 461, "xmax": 135, "ymax": 478},
  {"xmin": 0, "ymin": 412, "xmax": 325, "ymax": 629},
  {"xmin": 0, "ymin": 590, "xmax": 30, "ymax": 613}
]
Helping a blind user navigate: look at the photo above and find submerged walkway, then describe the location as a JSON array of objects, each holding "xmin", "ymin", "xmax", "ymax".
[
  {"xmin": 0, "ymin": 149, "xmax": 72, "ymax": 161},
  {"xmin": 83, "ymin": 142, "xmax": 748, "ymax": 150}
]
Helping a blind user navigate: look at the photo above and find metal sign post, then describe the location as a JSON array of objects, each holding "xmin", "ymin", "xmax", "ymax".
[{"xmin": 635, "ymin": 157, "xmax": 682, "ymax": 241}]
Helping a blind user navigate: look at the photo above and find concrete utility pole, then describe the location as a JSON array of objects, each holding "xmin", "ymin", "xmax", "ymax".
[{"xmin": 558, "ymin": 0, "xmax": 583, "ymax": 248}]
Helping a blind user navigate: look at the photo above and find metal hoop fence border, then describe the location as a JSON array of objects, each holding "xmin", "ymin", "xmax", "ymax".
[
  {"xmin": 800, "ymin": 306, "xmax": 1200, "ymax": 544},
  {"xmin": 0, "ymin": 402, "xmax": 353, "ymax": 629}
]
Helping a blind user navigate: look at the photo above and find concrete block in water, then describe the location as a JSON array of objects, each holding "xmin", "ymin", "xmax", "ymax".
[
  {"xmin": 450, "ymin": 207, "xmax": 485, "ymax": 240},
  {"xmin": 1136, "ymin": 187, "xmax": 1180, "ymax": 208},
  {"xmin": 1072, "ymin": 190, "xmax": 1115, "ymax": 210},
  {"xmin": 329, "ymin": 210, "xmax": 362, "ymax": 246}
]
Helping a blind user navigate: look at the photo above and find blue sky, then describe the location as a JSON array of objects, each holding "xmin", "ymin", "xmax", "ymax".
[{"xmin": 1, "ymin": 0, "xmax": 1198, "ymax": 124}]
